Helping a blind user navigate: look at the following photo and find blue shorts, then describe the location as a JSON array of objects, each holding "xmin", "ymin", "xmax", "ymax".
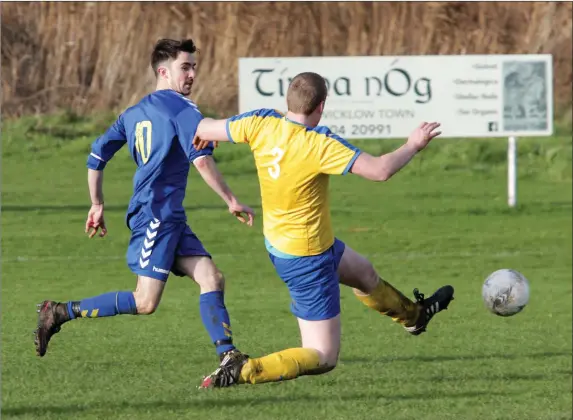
[
  {"xmin": 126, "ymin": 211, "xmax": 211, "ymax": 281},
  {"xmin": 269, "ymin": 238, "xmax": 346, "ymax": 321}
]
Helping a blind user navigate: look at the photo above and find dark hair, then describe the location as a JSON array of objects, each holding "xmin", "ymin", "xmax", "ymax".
[
  {"xmin": 286, "ymin": 72, "xmax": 328, "ymax": 115},
  {"xmin": 151, "ymin": 38, "xmax": 197, "ymax": 75}
]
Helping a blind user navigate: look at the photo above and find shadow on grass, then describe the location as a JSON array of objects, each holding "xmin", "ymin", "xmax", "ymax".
[
  {"xmin": 426, "ymin": 371, "xmax": 572, "ymax": 382},
  {"xmin": 329, "ymin": 200, "xmax": 572, "ymax": 218},
  {"xmin": 1, "ymin": 204, "xmax": 263, "ymax": 213},
  {"xmin": 3, "ymin": 200, "xmax": 568, "ymax": 217},
  {"xmin": 340, "ymin": 351, "xmax": 572, "ymax": 364},
  {"xmin": 1, "ymin": 389, "xmax": 521, "ymax": 417}
]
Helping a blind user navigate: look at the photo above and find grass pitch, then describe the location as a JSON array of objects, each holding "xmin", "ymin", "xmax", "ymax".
[{"xmin": 2, "ymin": 113, "xmax": 572, "ymax": 419}]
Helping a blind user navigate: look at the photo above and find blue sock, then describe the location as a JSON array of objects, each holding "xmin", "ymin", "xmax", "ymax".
[
  {"xmin": 199, "ymin": 291, "xmax": 235, "ymax": 356},
  {"xmin": 66, "ymin": 291, "xmax": 137, "ymax": 319}
]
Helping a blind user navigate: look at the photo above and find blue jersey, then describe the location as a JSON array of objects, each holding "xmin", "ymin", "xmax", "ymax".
[{"xmin": 86, "ymin": 89, "xmax": 213, "ymax": 224}]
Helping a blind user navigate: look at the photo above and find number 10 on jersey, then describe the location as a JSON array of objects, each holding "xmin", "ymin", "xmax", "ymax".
[{"xmin": 136, "ymin": 121, "xmax": 152, "ymax": 164}]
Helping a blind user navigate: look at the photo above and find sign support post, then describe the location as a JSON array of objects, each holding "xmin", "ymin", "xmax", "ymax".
[{"xmin": 507, "ymin": 136, "xmax": 517, "ymax": 207}]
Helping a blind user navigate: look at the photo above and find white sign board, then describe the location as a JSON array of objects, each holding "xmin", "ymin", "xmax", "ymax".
[{"xmin": 238, "ymin": 54, "xmax": 553, "ymax": 139}]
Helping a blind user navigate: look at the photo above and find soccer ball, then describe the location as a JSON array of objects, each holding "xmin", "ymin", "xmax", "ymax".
[{"xmin": 482, "ymin": 269, "xmax": 530, "ymax": 317}]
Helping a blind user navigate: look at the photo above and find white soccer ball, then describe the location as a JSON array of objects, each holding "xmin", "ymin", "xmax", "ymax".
[{"xmin": 482, "ymin": 269, "xmax": 530, "ymax": 317}]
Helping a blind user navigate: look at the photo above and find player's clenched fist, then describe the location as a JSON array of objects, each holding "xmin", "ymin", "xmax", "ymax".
[
  {"xmin": 85, "ymin": 203, "xmax": 107, "ymax": 238},
  {"xmin": 406, "ymin": 122, "xmax": 442, "ymax": 152}
]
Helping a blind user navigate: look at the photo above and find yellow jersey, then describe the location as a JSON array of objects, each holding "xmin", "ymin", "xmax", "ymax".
[{"xmin": 226, "ymin": 109, "xmax": 361, "ymax": 257}]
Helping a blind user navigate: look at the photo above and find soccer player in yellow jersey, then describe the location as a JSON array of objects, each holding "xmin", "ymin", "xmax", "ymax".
[{"xmin": 194, "ymin": 72, "xmax": 454, "ymax": 388}]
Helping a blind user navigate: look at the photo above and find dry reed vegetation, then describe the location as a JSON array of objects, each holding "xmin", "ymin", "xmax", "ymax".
[{"xmin": 1, "ymin": 2, "xmax": 572, "ymax": 118}]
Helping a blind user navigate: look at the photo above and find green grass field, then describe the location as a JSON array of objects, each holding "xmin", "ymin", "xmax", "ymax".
[{"xmin": 2, "ymin": 113, "xmax": 572, "ymax": 419}]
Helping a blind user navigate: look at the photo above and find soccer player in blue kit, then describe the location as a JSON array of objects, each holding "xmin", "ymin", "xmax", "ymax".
[{"xmin": 34, "ymin": 39, "xmax": 254, "ymax": 364}]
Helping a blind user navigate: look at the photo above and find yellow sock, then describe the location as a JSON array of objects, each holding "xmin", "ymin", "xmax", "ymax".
[
  {"xmin": 354, "ymin": 278, "xmax": 419, "ymax": 327},
  {"xmin": 239, "ymin": 348, "xmax": 322, "ymax": 384}
]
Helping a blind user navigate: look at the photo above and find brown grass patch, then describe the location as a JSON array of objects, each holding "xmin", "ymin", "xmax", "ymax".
[{"xmin": 2, "ymin": 2, "xmax": 571, "ymax": 118}]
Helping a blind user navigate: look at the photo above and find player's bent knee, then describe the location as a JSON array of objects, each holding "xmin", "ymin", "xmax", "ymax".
[
  {"xmin": 298, "ymin": 315, "xmax": 341, "ymax": 370},
  {"xmin": 134, "ymin": 276, "xmax": 165, "ymax": 314},
  {"xmin": 133, "ymin": 297, "xmax": 158, "ymax": 315},
  {"xmin": 197, "ymin": 268, "xmax": 225, "ymax": 292},
  {"xmin": 314, "ymin": 348, "xmax": 339, "ymax": 370},
  {"xmin": 308, "ymin": 343, "xmax": 340, "ymax": 368},
  {"xmin": 178, "ymin": 256, "xmax": 226, "ymax": 292},
  {"xmin": 322, "ymin": 357, "xmax": 339, "ymax": 370},
  {"xmin": 132, "ymin": 290, "xmax": 161, "ymax": 315},
  {"xmin": 326, "ymin": 348, "xmax": 341, "ymax": 368},
  {"xmin": 133, "ymin": 276, "xmax": 165, "ymax": 315},
  {"xmin": 212, "ymin": 270, "xmax": 225, "ymax": 290}
]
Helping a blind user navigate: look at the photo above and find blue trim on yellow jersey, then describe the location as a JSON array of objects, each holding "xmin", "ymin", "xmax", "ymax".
[
  {"xmin": 225, "ymin": 120, "xmax": 235, "ymax": 143},
  {"xmin": 255, "ymin": 109, "xmax": 283, "ymax": 119},
  {"xmin": 229, "ymin": 109, "xmax": 283, "ymax": 122},
  {"xmin": 311, "ymin": 126, "xmax": 360, "ymax": 152},
  {"xmin": 311, "ymin": 125, "xmax": 361, "ymax": 175},
  {"xmin": 226, "ymin": 109, "xmax": 283, "ymax": 144},
  {"xmin": 265, "ymin": 238, "xmax": 298, "ymax": 259},
  {"xmin": 343, "ymin": 150, "xmax": 361, "ymax": 175},
  {"xmin": 227, "ymin": 109, "xmax": 361, "ymax": 174}
]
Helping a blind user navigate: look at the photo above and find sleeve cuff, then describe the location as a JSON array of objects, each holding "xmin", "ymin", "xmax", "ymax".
[
  {"xmin": 225, "ymin": 120, "xmax": 235, "ymax": 143},
  {"xmin": 191, "ymin": 154, "xmax": 211, "ymax": 164},
  {"xmin": 342, "ymin": 150, "xmax": 361, "ymax": 175},
  {"xmin": 87, "ymin": 153, "xmax": 107, "ymax": 170}
]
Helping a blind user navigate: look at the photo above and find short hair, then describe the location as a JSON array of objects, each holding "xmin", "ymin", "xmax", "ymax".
[
  {"xmin": 151, "ymin": 38, "xmax": 197, "ymax": 75},
  {"xmin": 286, "ymin": 72, "xmax": 328, "ymax": 115}
]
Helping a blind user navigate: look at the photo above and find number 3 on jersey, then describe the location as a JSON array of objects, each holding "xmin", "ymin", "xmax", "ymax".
[
  {"xmin": 267, "ymin": 147, "xmax": 284, "ymax": 179},
  {"xmin": 135, "ymin": 121, "xmax": 152, "ymax": 164}
]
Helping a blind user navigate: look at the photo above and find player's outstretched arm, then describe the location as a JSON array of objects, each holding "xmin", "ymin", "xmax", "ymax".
[
  {"xmin": 350, "ymin": 122, "xmax": 441, "ymax": 182},
  {"xmin": 193, "ymin": 118, "xmax": 230, "ymax": 150},
  {"xmin": 193, "ymin": 156, "xmax": 255, "ymax": 227},
  {"xmin": 194, "ymin": 110, "xmax": 263, "ymax": 150}
]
